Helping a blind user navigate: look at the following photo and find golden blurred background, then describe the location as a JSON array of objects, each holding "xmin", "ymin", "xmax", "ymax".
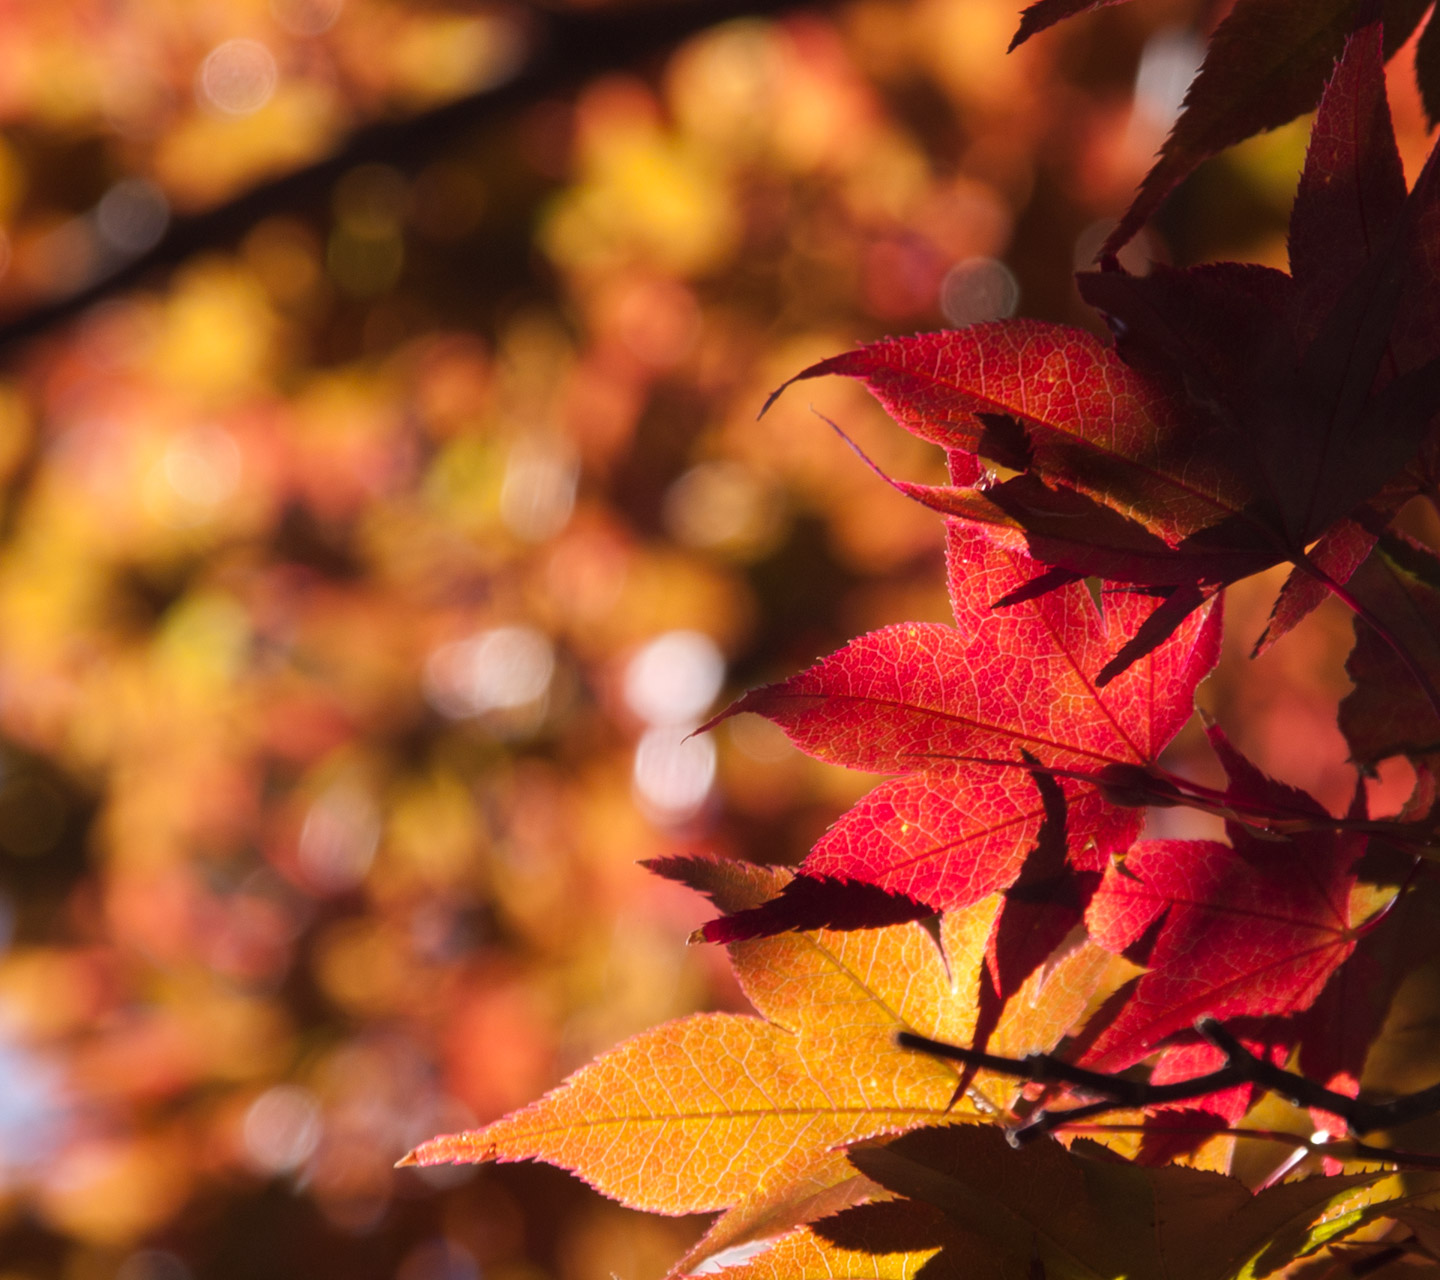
[{"xmin": 0, "ymin": 1, "xmax": 1431, "ymax": 1278}]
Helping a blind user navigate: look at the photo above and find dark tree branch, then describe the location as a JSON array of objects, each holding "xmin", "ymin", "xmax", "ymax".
[
  {"xmin": 0, "ymin": 0, "xmax": 826, "ymax": 357},
  {"xmin": 899, "ymin": 1017, "xmax": 1440, "ymax": 1152}
]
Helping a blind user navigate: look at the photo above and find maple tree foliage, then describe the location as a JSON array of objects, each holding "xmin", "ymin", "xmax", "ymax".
[
  {"xmin": 9, "ymin": 0, "xmax": 1440, "ymax": 1275},
  {"xmin": 404, "ymin": 2, "xmax": 1440, "ymax": 1275}
]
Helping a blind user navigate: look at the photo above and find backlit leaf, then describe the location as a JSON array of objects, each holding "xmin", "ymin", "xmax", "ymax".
[
  {"xmin": 695, "ymin": 1206, "xmax": 955, "ymax": 1280},
  {"xmin": 400, "ymin": 874, "xmax": 1003, "ymax": 1215},
  {"xmin": 1082, "ymin": 816, "xmax": 1362, "ymax": 1072},
  {"xmin": 1105, "ymin": 0, "xmax": 1433, "ymax": 255},
  {"xmin": 846, "ymin": 1125, "xmax": 1383, "ymax": 1280},
  {"xmin": 1339, "ymin": 532, "xmax": 1440, "ymax": 763},
  {"xmin": 700, "ymin": 524, "xmax": 1218, "ymax": 934}
]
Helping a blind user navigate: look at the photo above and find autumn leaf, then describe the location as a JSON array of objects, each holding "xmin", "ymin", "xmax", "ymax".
[
  {"xmin": 775, "ymin": 22, "xmax": 1440, "ymax": 680},
  {"xmin": 1101, "ymin": 0, "xmax": 1434, "ymax": 255},
  {"xmin": 669, "ymin": 1147, "xmax": 893, "ymax": 1280},
  {"xmin": 1293, "ymin": 877, "xmax": 1440, "ymax": 1109},
  {"xmin": 1254, "ymin": 518, "xmax": 1376, "ymax": 656},
  {"xmin": 1008, "ymin": 0, "xmax": 1436, "ymax": 250},
  {"xmin": 1009, "ymin": 0, "xmax": 1133, "ymax": 50},
  {"xmin": 1081, "ymin": 22, "xmax": 1440, "ymax": 532},
  {"xmin": 1081, "ymin": 807, "xmax": 1364, "ymax": 1075},
  {"xmin": 399, "ymin": 862, "xmax": 1003, "ymax": 1215},
  {"xmin": 696, "ymin": 523, "xmax": 1218, "ymax": 944},
  {"xmin": 1339, "ymin": 532, "xmax": 1440, "ymax": 764},
  {"xmin": 1421, "ymin": 3, "xmax": 1440, "ymax": 124},
  {"xmin": 695, "ymin": 876, "xmax": 935, "ymax": 945},
  {"xmin": 688, "ymin": 1201, "xmax": 960, "ymax": 1280},
  {"xmin": 769, "ymin": 321, "xmax": 1234, "ymax": 545},
  {"xmin": 837, "ymin": 1125, "xmax": 1384, "ymax": 1280}
]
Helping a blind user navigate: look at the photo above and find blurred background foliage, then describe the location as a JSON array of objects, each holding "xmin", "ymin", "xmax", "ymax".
[{"xmin": 0, "ymin": 1, "xmax": 1434, "ymax": 1278}]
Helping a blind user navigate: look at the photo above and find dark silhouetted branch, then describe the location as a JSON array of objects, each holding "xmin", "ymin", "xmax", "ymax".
[
  {"xmin": 0, "ymin": 0, "xmax": 825, "ymax": 357},
  {"xmin": 899, "ymin": 1017, "xmax": 1440, "ymax": 1153}
]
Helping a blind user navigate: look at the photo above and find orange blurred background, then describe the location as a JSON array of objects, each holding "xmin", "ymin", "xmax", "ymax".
[{"xmin": 0, "ymin": 2, "xmax": 1431, "ymax": 1278}]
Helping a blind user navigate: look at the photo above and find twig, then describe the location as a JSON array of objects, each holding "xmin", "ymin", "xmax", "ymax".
[
  {"xmin": 0, "ymin": 0, "xmax": 828, "ymax": 358},
  {"xmin": 898, "ymin": 1018, "xmax": 1440, "ymax": 1152}
]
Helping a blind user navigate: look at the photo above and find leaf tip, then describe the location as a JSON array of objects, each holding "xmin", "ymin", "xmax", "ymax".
[
  {"xmin": 758, "ymin": 354, "xmax": 848, "ymax": 419},
  {"xmin": 693, "ymin": 702, "xmax": 739, "ymax": 737},
  {"xmin": 758, "ymin": 380, "xmax": 792, "ymax": 420},
  {"xmin": 1093, "ymin": 656, "xmax": 1123, "ymax": 687},
  {"xmin": 395, "ymin": 1131, "xmax": 495, "ymax": 1169}
]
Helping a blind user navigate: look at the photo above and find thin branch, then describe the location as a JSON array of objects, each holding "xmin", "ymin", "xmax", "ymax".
[
  {"xmin": 898, "ymin": 1017, "xmax": 1440, "ymax": 1151},
  {"xmin": 0, "ymin": 0, "xmax": 826, "ymax": 358}
]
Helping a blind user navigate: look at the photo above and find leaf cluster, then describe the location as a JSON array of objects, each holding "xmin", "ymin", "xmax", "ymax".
[{"xmin": 405, "ymin": 4, "xmax": 1440, "ymax": 1275}]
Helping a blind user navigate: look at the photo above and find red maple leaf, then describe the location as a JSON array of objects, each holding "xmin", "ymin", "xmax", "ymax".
[
  {"xmin": 771, "ymin": 20, "xmax": 1440, "ymax": 683},
  {"xmin": 1080, "ymin": 768, "xmax": 1365, "ymax": 1075},
  {"xmin": 697, "ymin": 519, "xmax": 1218, "ymax": 944}
]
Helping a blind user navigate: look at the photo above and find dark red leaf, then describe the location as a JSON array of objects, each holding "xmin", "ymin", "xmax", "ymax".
[
  {"xmin": 1202, "ymin": 722, "xmax": 1331, "ymax": 823},
  {"xmin": 1082, "ymin": 823, "xmax": 1362, "ymax": 1071},
  {"xmin": 1255, "ymin": 518, "xmax": 1376, "ymax": 656},
  {"xmin": 1416, "ymin": 3, "xmax": 1440, "ymax": 126},
  {"xmin": 1339, "ymin": 533, "xmax": 1440, "ymax": 763},
  {"xmin": 1079, "ymin": 733, "xmax": 1364, "ymax": 1071},
  {"xmin": 983, "ymin": 767, "xmax": 1099, "ymax": 1003},
  {"xmin": 1104, "ymin": 0, "xmax": 1433, "ymax": 257},
  {"xmin": 644, "ymin": 853, "xmax": 789, "ymax": 914},
  {"xmin": 1009, "ymin": 0, "xmax": 1132, "ymax": 49},
  {"xmin": 769, "ymin": 321, "xmax": 1234, "ymax": 542},
  {"xmin": 846, "ymin": 1125, "xmax": 1379, "ymax": 1280},
  {"xmin": 698, "ymin": 876, "xmax": 934, "ymax": 946},
  {"xmin": 1294, "ymin": 878, "xmax": 1440, "ymax": 1100},
  {"xmin": 1095, "ymin": 584, "xmax": 1214, "ymax": 685},
  {"xmin": 979, "ymin": 474, "xmax": 1270, "ymax": 589},
  {"xmin": 1288, "ymin": 18, "xmax": 1408, "ymax": 325}
]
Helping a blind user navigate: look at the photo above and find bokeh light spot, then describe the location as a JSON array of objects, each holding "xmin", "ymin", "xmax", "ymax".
[
  {"xmin": 298, "ymin": 783, "xmax": 381, "ymax": 894},
  {"xmin": 500, "ymin": 438, "xmax": 579, "ymax": 541},
  {"xmin": 663, "ymin": 461, "xmax": 781, "ymax": 557},
  {"xmin": 633, "ymin": 726, "xmax": 716, "ymax": 823},
  {"xmin": 197, "ymin": 40, "xmax": 279, "ymax": 118},
  {"xmin": 242, "ymin": 1084, "xmax": 323, "ymax": 1175},
  {"xmin": 96, "ymin": 179, "xmax": 170, "ymax": 256},
  {"xmin": 270, "ymin": 0, "xmax": 344, "ymax": 37},
  {"xmin": 157, "ymin": 426, "xmax": 242, "ymax": 523},
  {"xmin": 0, "ymin": 1032, "xmax": 70, "ymax": 1180},
  {"xmin": 623, "ymin": 630, "xmax": 724, "ymax": 727},
  {"xmin": 1131, "ymin": 28, "xmax": 1203, "ymax": 135},
  {"xmin": 424, "ymin": 626, "xmax": 556, "ymax": 720},
  {"xmin": 939, "ymin": 257, "xmax": 1019, "ymax": 327}
]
